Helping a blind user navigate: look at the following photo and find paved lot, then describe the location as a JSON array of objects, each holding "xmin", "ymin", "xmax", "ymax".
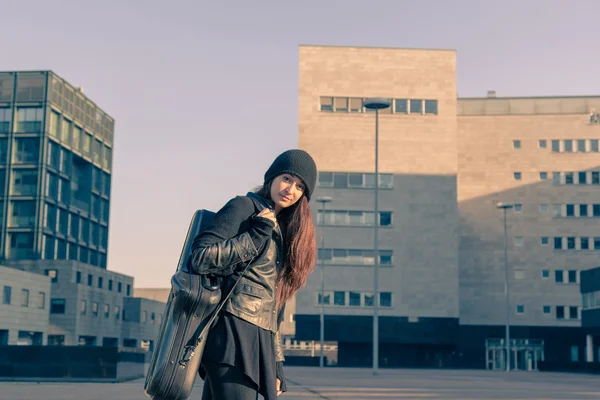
[{"xmin": 1, "ymin": 367, "xmax": 600, "ymax": 399}]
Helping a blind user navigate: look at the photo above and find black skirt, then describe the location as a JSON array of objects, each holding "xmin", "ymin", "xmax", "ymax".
[{"xmin": 201, "ymin": 312, "xmax": 286, "ymax": 400}]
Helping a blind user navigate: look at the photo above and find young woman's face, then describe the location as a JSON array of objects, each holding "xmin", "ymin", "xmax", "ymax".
[{"xmin": 270, "ymin": 173, "xmax": 305, "ymax": 211}]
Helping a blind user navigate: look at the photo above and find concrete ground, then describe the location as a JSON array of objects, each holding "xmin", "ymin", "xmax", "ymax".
[{"xmin": 1, "ymin": 367, "xmax": 600, "ymax": 399}]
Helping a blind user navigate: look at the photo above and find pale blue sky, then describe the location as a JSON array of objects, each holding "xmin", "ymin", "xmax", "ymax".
[{"xmin": 2, "ymin": 0, "xmax": 599, "ymax": 287}]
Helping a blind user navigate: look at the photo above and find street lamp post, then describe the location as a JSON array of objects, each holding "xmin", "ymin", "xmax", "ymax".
[
  {"xmin": 364, "ymin": 98, "xmax": 391, "ymax": 375},
  {"xmin": 316, "ymin": 196, "xmax": 332, "ymax": 368},
  {"xmin": 497, "ymin": 202, "xmax": 513, "ymax": 372}
]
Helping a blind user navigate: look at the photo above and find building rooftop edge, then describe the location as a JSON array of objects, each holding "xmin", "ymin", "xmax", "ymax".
[
  {"xmin": 0, "ymin": 70, "xmax": 115, "ymax": 121},
  {"xmin": 299, "ymin": 44, "xmax": 456, "ymax": 52}
]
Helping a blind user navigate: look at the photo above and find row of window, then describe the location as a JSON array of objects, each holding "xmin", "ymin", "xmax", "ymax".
[
  {"xmin": 582, "ymin": 291, "xmax": 600, "ymax": 310},
  {"xmin": 513, "ymin": 171, "xmax": 600, "ymax": 185},
  {"xmin": 509, "ymin": 203, "xmax": 600, "ymax": 218},
  {"xmin": 44, "ymin": 203, "xmax": 109, "ymax": 240},
  {"xmin": 2, "ymin": 285, "xmax": 46, "ymax": 309},
  {"xmin": 46, "ymin": 336, "xmax": 152, "ymax": 350},
  {"xmin": 69, "ymin": 270, "xmax": 131, "ymax": 295},
  {"xmin": 316, "ymin": 291, "xmax": 393, "ymax": 307},
  {"xmin": 320, "ymin": 97, "xmax": 439, "ymax": 115},
  {"xmin": 519, "ymin": 305, "xmax": 581, "ymax": 320},
  {"xmin": 318, "ymin": 248, "xmax": 393, "ymax": 265},
  {"xmin": 513, "ymin": 139, "xmax": 600, "ymax": 153},
  {"xmin": 511, "ymin": 236, "xmax": 600, "ymax": 250},
  {"xmin": 317, "ymin": 210, "xmax": 393, "ymax": 227},
  {"xmin": 49, "ymin": 112, "xmax": 112, "ymax": 170},
  {"xmin": 0, "ymin": 108, "xmax": 44, "ymax": 134},
  {"xmin": 318, "ymin": 172, "xmax": 394, "ymax": 189},
  {"xmin": 513, "ymin": 269, "xmax": 580, "ymax": 284}
]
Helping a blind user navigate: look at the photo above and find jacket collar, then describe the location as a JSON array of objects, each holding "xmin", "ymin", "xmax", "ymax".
[{"xmin": 246, "ymin": 192, "xmax": 275, "ymax": 211}]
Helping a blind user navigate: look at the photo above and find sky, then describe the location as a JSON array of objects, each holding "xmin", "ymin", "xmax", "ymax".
[{"xmin": 2, "ymin": 0, "xmax": 599, "ymax": 288}]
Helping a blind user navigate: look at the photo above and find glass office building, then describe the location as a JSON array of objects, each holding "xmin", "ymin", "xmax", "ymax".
[{"xmin": 0, "ymin": 71, "xmax": 113, "ymax": 268}]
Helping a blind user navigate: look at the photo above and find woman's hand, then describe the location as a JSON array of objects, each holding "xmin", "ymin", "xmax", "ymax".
[
  {"xmin": 276, "ymin": 378, "xmax": 282, "ymax": 396},
  {"xmin": 257, "ymin": 208, "xmax": 277, "ymax": 227}
]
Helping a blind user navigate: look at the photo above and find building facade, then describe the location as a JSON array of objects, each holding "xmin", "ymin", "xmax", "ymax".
[
  {"xmin": 295, "ymin": 45, "xmax": 460, "ymax": 367},
  {"xmin": 0, "ymin": 70, "xmax": 112, "ymax": 268},
  {"xmin": 0, "ymin": 71, "xmax": 165, "ymax": 351},
  {"xmin": 457, "ymin": 95, "xmax": 600, "ymax": 369},
  {"xmin": 0, "ymin": 265, "xmax": 51, "ymax": 345},
  {"xmin": 294, "ymin": 45, "xmax": 600, "ymax": 369}
]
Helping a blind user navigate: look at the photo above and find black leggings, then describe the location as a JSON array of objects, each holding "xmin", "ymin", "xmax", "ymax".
[{"xmin": 201, "ymin": 360, "xmax": 259, "ymax": 400}]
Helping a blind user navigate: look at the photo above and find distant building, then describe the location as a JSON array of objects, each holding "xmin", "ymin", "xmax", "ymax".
[
  {"xmin": 295, "ymin": 44, "xmax": 600, "ymax": 370},
  {"xmin": 0, "ymin": 265, "xmax": 51, "ymax": 345},
  {"xmin": 0, "ymin": 71, "xmax": 162, "ymax": 350}
]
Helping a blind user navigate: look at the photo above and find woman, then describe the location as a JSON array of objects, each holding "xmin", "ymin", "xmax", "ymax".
[{"xmin": 190, "ymin": 149, "xmax": 318, "ymax": 400}]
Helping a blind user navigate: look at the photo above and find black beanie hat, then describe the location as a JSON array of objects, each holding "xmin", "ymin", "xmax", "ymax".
[{"xmin": 264, "ymin": 149, "xmax": 317, "ymax": 201}]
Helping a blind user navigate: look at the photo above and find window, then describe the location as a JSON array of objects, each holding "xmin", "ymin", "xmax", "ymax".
[
  {"xmin": 51, "ymin": 298, "xmax": 65, "ymax": 314},
  {"xmin": 410, "ymin": 99, "xmax": 423, "ymax": 114},
  {"xmin": 551, "ymin": 140, "xmax": 560, "ymax": 152},
  {"xmin": 142, "ymin": 310, "xmax": 147, "ymax": 323},
  {"xmin": 13, "ymin": 138, "xmax": 40, "ymax": 164},
  {"xmin": 76, "ymin": 271, "xmax": 81, "ymax": 284},
  {"xmin": 349, "ymin": 291, "xmax": 361, "ymax": 306},
  {"xmin": 87, "ymin": 274, "xmax": 92, "ymax": 286},
  {"xmin": 555, "ymin": 270, "xmax": 564, "ymax": 283},
  {"xmin": 538, "ymin": 140, "xmax": 547, "ymax": 149},
  {"xmin": 114, "ymin": 305, "xmax": 120, "ymax": 320},
  {"xmin": 379, "ymin": 250, "xmax": 393, "ymax": 265},
  {"xmin": 118, "ymin": 282, "xmax": 122, "ymax": 293},
  {"xmin": 596, "ymin": 237, "xmax": 600, "ymax": 250},
  {"xmin": 98, "ymin": 277, "xmax": 103, "ymax": 289},
  {"xmin": 513, "ymin": 140, "xmax": 521, "ymax": 149},
  {"xmin": 542, "ymin": 270, "xmax": 550, "ymax": 279},
  {"xmin": 552, "ymin": 204, "xmax": 562, "ymax": 217},
  {"xmin": 318, "ymin": 172, "xmax": 332, "ymax": 187},
  {"xmin": 580, "ymin": 204, "xmax": 588, "ymax": 217},
  {"xmin": 3, "ymin": 286, "xmax": 11, "ymax": 304},
  {"xmin": 571, "ymin": 345, "xmax": 580, "ymax": 362},
  {"xmin": 44, "ymin": 269, "xmax": 58, "ymax": 283},
  {"xmin": 92, "ymin": 302, "xmax": 98, "ymax": 316},
  {"xmin": 349, "ymin": 98, "xmax": 363, "ymax": 112},
  {"xmin": 333, "ymin": 173, "xmax": 347, "ymax": 188},
  {"xmin": 539, "ymin": 172, "xmax": 548, "ymax": 180},
  {"xmin": 591, "ymin": 140, "xmax": 599, "ymax": 152},
  {"xmin": 568, "ymin": 270, "xmax": 578, "ymax": 284},
  {"xmin": 581, "ymin": 237, "xmax": 590, "ymax": 250},
  {"xmin": 320, "ymin": 97, "xmax": 333, "ymax": 112},
  {"xmin": 516, "ymin": 305, "xmax": 525, "ymax": 314},
  {"xmin": 569, "ymin": 306, "xmax": 579, "ymax": 320},
  {"xmin": 564, "ymin": 140, "xmax": 573, "ymax": 152},
  {"xmin": 317, "ymin": 292, "xmax": 331, "ymax": 305},
  {"xmin": 16, "ymin": 107, "xmax": 43, "ymax": 133},
  {"xmin": 579, "ymin": 172, "xmax": 587, "ymax": 185},
  {"xmin": 151, "ymin": 312, "xmax": 156, "ymax": 324},
  {"xmin": 513, "ymin": 172, "xmax": 522, "ymax": 180},
  {"xmin": 556, "ymin": 306, "xmax": 565, "ymax": 319},
  {"xmin": 424, "ymin": 100, "xmax": 438, "ymax": 115},
  {"xmin": 513, "ymin": 204, "xmax": 522, "ymax": 213},
  {"xmin": 577, "ymin": 139, "xmax": 586, "ymax": 152},
  {"xmin": 348, "ymin": 173, "xmax": 362, "ymax": 187},
  {"xmin": 108, "ymin": 279, "xmax": 113, "ymax": 291},
  {"xmin": 104, "ymin": 304, "xmax": 110, "ymax": 318},
  {"xmin": 543, "ymin": 305, "xmax": 551, "ymax": 314},
  {"xmin": 379, "ymin": 212, "xmax": 392, "ymax": 226},
  {"xmin": 380, "ymin": 292, "xmax": 392, "ymax": 307},
  {"xmin": 11, "ymin": 169, "xmax": 37, "ymax": 196},
  {"xmin": 594, "ymin": 204, "xmax": 600, "ymax": 217},
  {"xmin": 514, "ymin": 236, "xmax": 524, "ymax": 246},
  {"xmin": 567, "ymin": 237, "xmax": 576, "ymax": 249},
  {"xmin": 539, "ymin": 204, "xmax": 548, "ymax": 213},
  {"xmin": 592, "ymin": 172, "xmax": 600, "ymax": 185},
  {"xmin": 80, "ymin": 300, "xmax": 86, "ymax": 315},
  {"xmin": 565, "ymin": 172, "xmax": 574, "ymax": 185},
  {"xmin": 332, "ymin": 292, "xmax": 345, "ymax": 307},
  {"xmin": 126, "ymin": 284, "xmax": 131, "ymax": 296},
  {"xmin": 552, "ymin": 172, "xmax": 561, "ymax": 185},
  {"xmin": 566, "ymin": 204, "xmax": 575, "ymax": 217},
  {"xmin": 21, "ymin": 289, "xmax": 29, "ymax": 307},
  {"xmin": 334, "ymin": 97, "xmax": 348, "ymax": 112},
  {"xmin": 364, "ymin": 293, "xmax": 375, "ymax": 307},
  {"xmin": 395, "ymin": 99, "xmax": 408, "ymax": 113}
]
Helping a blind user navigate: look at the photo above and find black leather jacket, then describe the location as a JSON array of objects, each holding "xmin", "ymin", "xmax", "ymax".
[{"xmin": 190, "ymin": 192, "xmax": 286, "ymax": 361}]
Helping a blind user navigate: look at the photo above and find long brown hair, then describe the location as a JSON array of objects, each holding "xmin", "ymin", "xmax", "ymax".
[{"xmin": 255, "ymin": 180, "xmax": 316, "ymax": 307}]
